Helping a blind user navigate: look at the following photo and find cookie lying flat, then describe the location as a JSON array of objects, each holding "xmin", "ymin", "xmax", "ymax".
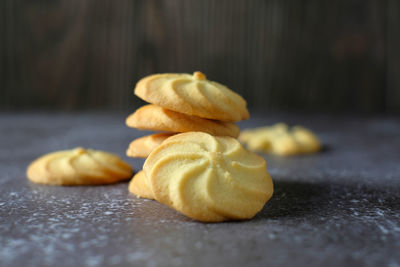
[
  {"xmin": 127, "ymin": 133, "xmax": 174, "ymax": 158},
  {"xmin": 27, "ymin": 147, "xmax": 132, "ymax": 185},
  {"xmin": 134, "ymin": 71, "xmax": 249, "ymax": 122},
  {"xmin": 239, "ymin": 123, "xmax": 321, "ymax": 156},
  {"xmin": 126, "ymin": 104, "xmax": 240, "ymax": 138},
  {"xmin": 143, "ymin": 132, "xmax": 273, "ymax": 222},
  {"xmin": 128, "ymin": 170, "xmax": 154, "ymax": 199}
]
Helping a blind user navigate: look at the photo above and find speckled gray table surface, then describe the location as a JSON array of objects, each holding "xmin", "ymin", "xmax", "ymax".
[{"xmin": 0, "ymin": 112, "xmax": 399, "ymax": 267}]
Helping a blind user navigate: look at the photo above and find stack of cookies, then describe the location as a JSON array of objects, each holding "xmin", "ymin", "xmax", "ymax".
[
  {"xmin": 125, "ymin": 71, "xmax": 249, "ymax": 172},
  {"xmin": 125, "ymin": 72, "xmax": 273, "ymax": 222},
  {"xmin": 126, "ymin": 71, "xmax": 248, "ymax": 144},
  {"xmin": 125, "ymin": 71, "xmax": 249, "ymax": 196}
]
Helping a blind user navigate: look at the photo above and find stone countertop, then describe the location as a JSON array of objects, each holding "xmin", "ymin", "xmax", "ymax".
[{"xmin": 0, "ymin": 112, "xmax": 399, "ymax": 267}]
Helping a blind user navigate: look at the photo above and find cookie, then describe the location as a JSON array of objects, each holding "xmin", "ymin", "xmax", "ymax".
[
  {"xmin": 134, "ymin": 71, "xmax": 249, "ymax": 122},
  {"xmin": 126, "ymin": 104, "xmax": 240, "ymax": 138},
  {"xmin": 143, "ymin": 132, "xmax": 273, "ymax": 222},
  {"xmin": 128, "ymin": 170, "xmax": 154, "ymax": 199},
  {"xmin": 126, "ymin": 133, "xmax": 174, "ymax": 158},
  {"xmin": 27, "ymin": 147, "xmax": 132, "ymax": 185},
  {"xmin": 239, "ymin": 123, "xmax": 321, "ymax": 155},
  {"xmin": 291, "ymin": 126, "xmax": 321, "ymax": 153}
]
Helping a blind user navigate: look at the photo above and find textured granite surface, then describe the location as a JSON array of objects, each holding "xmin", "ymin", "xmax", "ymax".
[{"xmin": 0, "ymin": 112, "xmax": 399, "ymax": 267}]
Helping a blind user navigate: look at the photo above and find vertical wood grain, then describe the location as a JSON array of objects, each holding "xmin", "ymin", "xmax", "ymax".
[
  {"xmin": 0, "ymin": 0, "xmax": 394, "ymax": 112},
  {"xmin": 387, "ymin": 0, "xmax": 400, "ymax": 112}
]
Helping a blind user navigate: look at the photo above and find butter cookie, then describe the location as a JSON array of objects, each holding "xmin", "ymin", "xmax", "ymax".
[
  {"xmin": 134, "ymin": 72, "xmax": 249, "ymax": 122},
  {"xmin": 126, "ymin": 133, "xmax": 173, "ymax": 158},
  {"xmin": 126, "ymin": 104, "xmax": 240, "ymax": 138},
  {"xmin": 27, "ymin": 147, "xmax": 132, "ymax": 185},
  {"xmin": 239, "ymin": 123, "xmax": 321, "ymax": 156},
  {"xmin": 128, "ymin": 170, "xmax": 154, "ymax": 199},
  {"xmin": 143, "ymin": 132, "xmax": 273, "ymax": 222}
]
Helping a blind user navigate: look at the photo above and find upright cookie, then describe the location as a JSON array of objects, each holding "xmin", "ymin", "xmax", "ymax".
[
  {"xmin": 126, "ymin": 104, "xmax": 240, "ymax": 138},
  {"xmin": 128, "ymin": 170, "xmax": 154, "ymax": 199},
  {"xmin": 27, "ymin": 147, "xmax": 132, "ymax": 185},
  {"xmin": 144, "ymin": 132, "xmax": 273, "ymax": 222},
  {"xmin": 134, "ymin": 72, "xmax": 249, "ymax": 122},
  {"xmin": 126, "ymin": 133, "xmax": 173, "ymax": 158}
]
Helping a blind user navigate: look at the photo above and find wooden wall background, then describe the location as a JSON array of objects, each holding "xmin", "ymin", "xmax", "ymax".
[{"xmin": 1, "ymin": 0, "xmax": 399, "ymax": 113}]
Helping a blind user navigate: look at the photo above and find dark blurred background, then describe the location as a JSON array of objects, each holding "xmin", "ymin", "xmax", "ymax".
[{"xmin": 1, "ymin": 0, "xmax": 399, "ymax": 113}]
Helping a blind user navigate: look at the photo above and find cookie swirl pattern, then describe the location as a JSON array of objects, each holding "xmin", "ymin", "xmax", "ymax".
[
  {"xmin": 126, "ymin": 104, "xmax": 240, "ymax": 138},
  {"xmin": 134, "ymin": 72, "xmax": 249, "ymax": 122},
  {"xmin": 126, "ymin": 133, "xmax": 173, "ymax": 158},
  {"xmin": 129, "ymin": 170, "xmax": 154, "ymax": 199},
  {"xmin": 239, "ymin": 123, "xmax": 321, "ymax": 155},
  {"xmin": 27, "ymin": 147, "xmax": 132, "ymax": 185},
  {"xmin": 143, "ymin": 132, "xmax": 273, "ymax": 222}
]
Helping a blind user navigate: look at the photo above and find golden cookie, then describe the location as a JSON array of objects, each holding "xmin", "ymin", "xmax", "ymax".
[
  {"xmin": 126, "ymin": 133, "xmax": 174, "ymax": 158},
  {"xmin": 134, "ymin": 71, "xmax": 249, "ymax": 122},
  {"xmin": 126, "ymin": 104, "xmax": 240, "ymax": 138},
  {"xmin": 239, "ymin": 123, "xmax": 321, "ymax": 156},
  {"xmin": 143, "ymin": 132, "xmax": 273, "ymax": 222},
  {"xmin": 128, "ymin": 170, "xmax": 154, "ymax": 199},
  {"xmin": 291, "ymin": 126, "xmax": 321, "ymax": 153},
  {"xmin": 27, "ymin": 147, "xmax": 132, "ymax": 185}
]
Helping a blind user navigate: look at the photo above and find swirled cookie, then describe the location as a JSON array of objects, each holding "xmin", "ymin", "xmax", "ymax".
[
  {"xmin": 134, "ymin": 72, "xmax": 249, "ymax": 122},
  {"xmin": 27, "ymin": 147, "xmax": 132, "ymax": 185},
  {"xmin": 126, "ymin": 133, "xmax": 173, "ymax": 158},
  {"xmin": 143, "ymin": 132, "xmax": 273, "ymax": 222},
  {"xmin": 239, "ymin": 123, "xmax": 321, "ymax": 156},
  {"xmin": 126, "ymin": 104, "xmax": 240, "ymax": 138},
  {"xmin": 128, "ymin": 170, "xmax": 154, "ymax": 199}
]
